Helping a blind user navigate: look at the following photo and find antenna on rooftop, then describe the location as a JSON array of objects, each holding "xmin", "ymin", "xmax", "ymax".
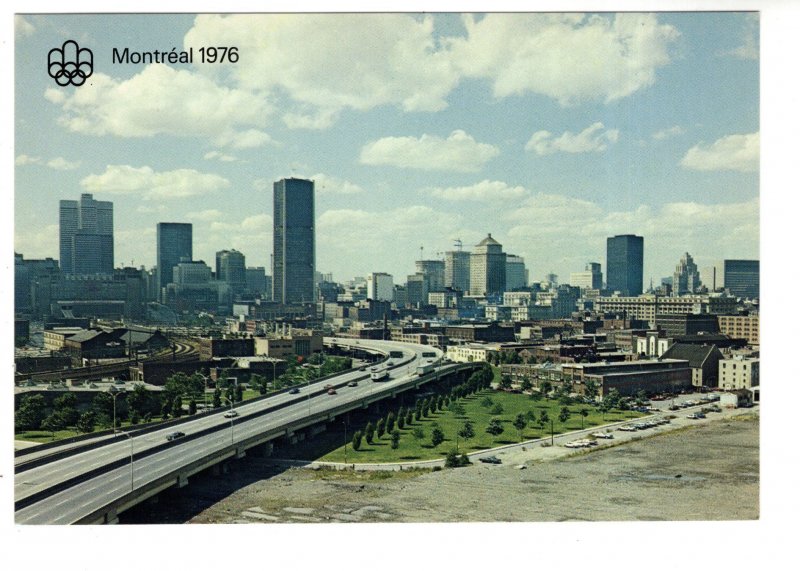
[
  {"xmin": 454, "ymin": 238, "xmax": 463, "ymax": 251},
  {"xmin": 419, "ymin": 245, "xmax": 424, "ymax": 261}
]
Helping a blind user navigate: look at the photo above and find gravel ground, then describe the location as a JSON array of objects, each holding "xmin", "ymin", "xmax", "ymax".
[{"xmin": 128, "ymin": 410, "xmax": 759, "ymax": 524}]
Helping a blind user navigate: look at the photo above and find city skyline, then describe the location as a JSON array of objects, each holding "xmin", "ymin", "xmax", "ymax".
[{"xmin": 15, "ymin": 13, "xmax": 759, "ymax": 285}]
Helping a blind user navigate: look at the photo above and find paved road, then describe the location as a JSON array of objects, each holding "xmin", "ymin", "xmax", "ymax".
[{"xmin": 15, "ymin": 339, "xmax": 446, "ymax": 524}]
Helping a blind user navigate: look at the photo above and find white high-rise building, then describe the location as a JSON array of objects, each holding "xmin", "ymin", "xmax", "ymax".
[
  {"xmin": 366, "ymin": 272, "xmax": 394, "ymax": 302},
  {"xmin": 570, "ymin": 262, "xmax": 603, "ymax": 289}
]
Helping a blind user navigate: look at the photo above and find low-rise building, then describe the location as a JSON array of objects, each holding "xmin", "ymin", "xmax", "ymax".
[
  {"xmin": 716, "ymin": 314, "xmax": 759, "ymax": 346},
  {"xmin": 446, "ymin": 343, "xmax": 500, "ymax": 363},
  {"xmin": 562, "ymin": 359, "xmax": 692, "ymax": 397},
  {"xmin": 660, "ymin": 343, "xmax": 724, "ymax": 388},
  {"xmin": 718, "ymin": 356, "xmax": 759, "ymax": 391}
]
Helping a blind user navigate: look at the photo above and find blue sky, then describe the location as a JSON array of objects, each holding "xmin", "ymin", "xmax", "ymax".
[{"xmin": 14, "ymin": 12, "xmax": 759, "ymax": 285}]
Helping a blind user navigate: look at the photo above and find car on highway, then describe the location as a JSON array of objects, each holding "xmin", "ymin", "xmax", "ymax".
[
  {"xmin": 224, "ymin": 410, "xmax": 239, "ymax": 418},
  {"xmin": 289, "ymin": 387, "xmax": 300, "ymax": 394},
  {"xmin": 479, "ymin": 456, "xmax": 502, "ymax": 464},
  {"xmin": 327, "ymin": 388, "xmax": 337, "ymax": 395},
  {"xmin": 166, "ymin": 431, "xmax": 185, "ymax": 441},
  {"xmin": 347, "ymin": 380, "xmax": 358, "ymax": 387}
]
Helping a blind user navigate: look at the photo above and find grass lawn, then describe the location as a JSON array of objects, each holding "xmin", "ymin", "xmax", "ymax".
[
  {"xmin": 319, "ymin": 388, "xmax": 643, "ymax": 463},
  {"xmin": 15, "ymin": 429, "xmax": 81, "ymax": 443}
]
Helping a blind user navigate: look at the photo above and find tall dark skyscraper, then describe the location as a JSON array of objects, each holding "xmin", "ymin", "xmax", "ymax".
[
  {"xmin": 273, "ymin": 178, "xmax": 315, "ymax": 304},
  {"xmin": 157, "ymin": 222, "xmax": 193, "ymax": 295},
  {"xmin": 59, "ymin": 193, "xmax": 114, "ymax": 275},
  {"xmin": 724, "ymin": 259, "xmax": 759, "ymax": 299},
  {"xmin": 216, "ymin": 249, "xmax": 247, "ymax": 294},
  {"xmin": 606, "ymin": 234, "xmax": 644, "ymax": 296}
]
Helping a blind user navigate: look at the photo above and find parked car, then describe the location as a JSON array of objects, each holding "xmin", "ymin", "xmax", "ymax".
[
  {"xmin": 166, "ymin": 431, "xmax": 185, "ymax": 441},
  {"xmin": 479, "ymin": 456, "xmax": 502, "ymax": 464}
]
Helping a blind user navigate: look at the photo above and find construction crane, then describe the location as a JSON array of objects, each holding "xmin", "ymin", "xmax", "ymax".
[{"xmin": 453, "ymin": 238, "xmax": 463, "ymax": 251}]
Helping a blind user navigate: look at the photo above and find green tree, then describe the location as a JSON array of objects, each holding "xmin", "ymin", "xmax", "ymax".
[
  {"xmin": 365, "ymin": 421, "xmax": 375, "ymax": 444},
  {"xmin": 386, "ymin": 411, "xmax": 396, "ymax": 433},
  {"xmin": 53, "ymin": 392, "xmax": 79, "ymax": 426},
  {"xmin": 172, "ymin": 395, "xmax": 183, "ymax": 418},
  {"xmin": 480, "ymin": 396, "xmax": 494, "ymax": 408},
  {"xmin": 520, "ymin": 377, "xmax": 533, "ymax": 392},
  {"xmin": 559, "ymin": 406, "xmax": 571, "ymax": 424},
  {"xmin": 397, "ymin": 413, "xmax": 405, "ymax": 430},
  {"xmin": 430, "ymin": 425, "xmax": 445, "ymax": 448},
  {"xmin": 499, "ymin": 374, "xmax": 512, "ymax": 390},
  {"xmin": 525, "ymin": 409, "xmax": 537, "ymax": 423},
  {"xmin": 390, "ymin": 429, "xmax": 400, "ymax": 449},
  {"xmin": 235, "ymin": 383, "xmax": 244, "ymax": 402},
  {"xmin": 41, "ymin": 412, "xmax": 67, "ymax": 437},
  {"xmin": 540, "ymin": 380, "xmax": 553, "ymax": 397},
  {"xmin": 584, "ymin": 379, "xmax": 599, "ymax": 400},
  {"xmin": 405, "ymin": 410, "xmax": 414, "ymax": 426},
  {"xmin": 444, "ymin": 449, "xmax": 461, "ymax": 468},
  {"xmin": 490, "ymin": 403, "xmax": 504, "ymax": 415},
  {"xmin": 513, "ymin": 413, "xmax": 527, "ymax": 441},
  {"xmin": 130, "ymin": 409, "xmax": 141, "ymax": 425},
  {"xmin": 635, "ymin": 389, "xmax": 648, "ymax": 406},
  {"xmin": 352, "ymin": 430, "xmax": 363, "ymax": 451},
  {"xmin": 76, "ymin": 411, "xmax": 96, "ymax": 434},
  {"xmin": 538, "ymin": 410, "xmax": 550, "ymax": 430},
  {"xmin": 449, "ymin": 401, "xmax": 466, "ymax": 417},
  {"xmin": 15, "ymin": 394, "xmax": 46, "ymax": 431},
  {"xmin": 458, "ymin": 420, "xmax": 475, "ymax": 447},
  {"xmin": 126, "ymin": 384, "xmax": 154, "ymax": 418},
  {"xmin": 412, "ymin": 426, "xmax": 425, "ymax": 441},
  {"xmin": 212, "ymin": 388, "xmax": 222, "ymax": 408},
  {"xmin": 604, "ymin": 388, "xmax": 621, "ymax": 409},
  {"xmin": 485, "ymin": 418, "xmax": 504, "ymax": 442},
  {"xmin": 376, "ymin": 418, "xmax": 385, "ymax": 439},
  {"xmin": 188, "ymin": 398, "xmax": 197, "ymax": 415},
  {"xmin": 579, "ymin": 408, "xmax": 589, "ymax": 429}
]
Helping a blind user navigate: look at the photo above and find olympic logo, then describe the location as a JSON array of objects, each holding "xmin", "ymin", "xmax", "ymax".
[{"xmin": 48, "ymin": 40, "xmax": 93, "ymax": 86}]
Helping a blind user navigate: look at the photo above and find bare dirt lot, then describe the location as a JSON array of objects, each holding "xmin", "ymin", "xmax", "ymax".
[{"xmin": 123, "ymin": 412, "xmax": 758, "ymax": 523}]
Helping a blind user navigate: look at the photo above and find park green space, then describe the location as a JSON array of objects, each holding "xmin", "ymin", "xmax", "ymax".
[{"xmin": 319, "ymin": 388, "xmax": 644, "ymax": 463}]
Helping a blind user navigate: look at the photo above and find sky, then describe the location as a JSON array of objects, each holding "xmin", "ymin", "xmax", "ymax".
[{"xmin": 14, "ymin": 12, "xmax": 760, "ymax": 286}]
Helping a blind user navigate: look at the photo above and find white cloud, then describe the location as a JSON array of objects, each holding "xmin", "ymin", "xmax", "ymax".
[
  {"xmin": 213, "ymin": 129, "xmax": 275, "ymax": 149},
  {"xmin": 430, "ymin": 180, "xmax": 528, "ymax": 201},
  {"xmin": 204, "ymin": 151, "xmax": 237, "ymax": 162},
  {"xmin": 15, "ymin": 15, "xmax": 35, "ymax": 38},
  {"xmin": 14, "ymin": 224, "xmax": 58, "ymax": 260},
  {"xmin": 680, "ymin": 132, "xmax": 759, "ymax": 173},
  {"xmin": 47, "ymin": 65, "xmax": 272, "ymax": 141},
  {"xmin": 187, "ymin": 209, "xmax": 225, "ymax": 222},
  {"xmin": 47, "ymin": 157, "xmax": 81, "ymax": 170},
  {"xmin": 184, "ymin": 14, "xmax": 459, "ymax": 121},
  {"xmin": 15, "ymin": 154, "xmax": 41, "ymax": 166},
  {"xmin": 447, "ymin": 13, "xmax": 678, "ymax": 106},
  {"xmin": 360, "ymin": 130, "xmax": 499, "ymax": 172},
  {"xmin": 81, "ymin": 165, "xmax": 230, "ymax": 200},
  {"xmin": 308, "ymin": 173, "xmax": 365, "ymax": 195},
  {"xmin": 526, "ymin": 122, "xmax": 619, "ymax": 155},
  {"xmin": 721, "ymin": 14, "xmax": 758, "ymax": 61},
  {"xmin": 652, "ymin": 125, "xmax": 685, "ymax": 140}
]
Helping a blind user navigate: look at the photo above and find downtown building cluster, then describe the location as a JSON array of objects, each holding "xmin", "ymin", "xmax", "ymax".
[{"xmin": 15, "ymin": 179, "xmax": 759, "ymax": 401}]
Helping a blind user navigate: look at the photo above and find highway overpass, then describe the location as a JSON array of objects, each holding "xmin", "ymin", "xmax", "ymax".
[{"xmin": 15, "ymin": 339, "xmax": 482, "ymax": 524}]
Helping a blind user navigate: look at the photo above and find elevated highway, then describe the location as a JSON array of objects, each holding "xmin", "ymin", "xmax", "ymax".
[{"xmin": 15, "ymin": 339, "xmax": 481, "ymax": 524}]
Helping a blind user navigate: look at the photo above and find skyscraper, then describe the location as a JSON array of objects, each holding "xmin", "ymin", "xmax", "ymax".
[
  {"xmin": 444, "ymin": 249, "xmax": 470, "ymax": 292},
  {"xmin": 606, "ymin": 234, "xmax": 644, "ymax": 296},
  {"xmin": 367, "ymin": 272, "xmax": 394, "ymax": 302},
  {"xmin": 673, "ymin": 252, "xmax": 702, "ymax": 295},
  {"xmin": 216, "ymin": 249, "xmax": 247, "ymax": 295},
  {"xmin": 570, "ymin": 262, "xmax": 603, "ymax": 290},
  {"xmin": 157, "ymin": 222, "xmax": 193, "ymax": 296},
  {"xmin": 415, "ymin": 260, "xmax": 445, "ymax": 292},
  {"xmin": 505, "ymin": 254, "xmax": 528, "ymax": 290},
  {"xmin": 273, "ymin": 178, "xmax": 315, "ymax": 304},
  {"xmin": 59, "ymin": 193, "xmax": 114, "ymax": 275},
  {"xmin": 469, "ymin": 234, "xmax": 506, "ymax": 296},
  {"xmin": 723, "ymin": 259, "xmax": 759, "ymax": 299}
]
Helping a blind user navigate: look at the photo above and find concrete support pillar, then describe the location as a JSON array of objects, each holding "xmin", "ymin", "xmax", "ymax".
[
  {"xmin": 177, "ymin": 473, "xmax": 189, "ymax": 488},
  {"xmin": 105, "ymin": 509, "xmax": 119, "ymax": 524},
  {"xmin": 235, "ymin": 447, "xmax": 246, "ymax": 459},
  {"xmin": 211, "ymin": 463, "xmax": 221, "ymax": 476}
]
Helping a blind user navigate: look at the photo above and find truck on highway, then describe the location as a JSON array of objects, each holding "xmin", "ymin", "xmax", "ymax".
[
  {"xmin": 416, "ymin": 362, "xmax": 435, "ymax": 376},
  {"xmin": 370, "ymin": 369, "xmax": 389, "ymax": 381}
]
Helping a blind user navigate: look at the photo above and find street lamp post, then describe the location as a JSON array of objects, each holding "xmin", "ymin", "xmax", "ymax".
[
  {"xmin": 109, "ymin": 388, "xmax": 125, "ymax": 434},
  {"xmin": 343, "ymin": 420, "xmax": 348, "ymax": 465},
  {"xmin": 224, "ymin": 397, "xmax": 235, "ymax": 446}
]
